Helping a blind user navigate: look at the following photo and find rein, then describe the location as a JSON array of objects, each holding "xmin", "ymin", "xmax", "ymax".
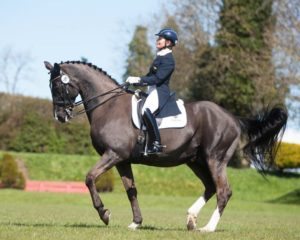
[{"xmin": 73, "ymin": 83, "xmax": 130, "ymax": 116}]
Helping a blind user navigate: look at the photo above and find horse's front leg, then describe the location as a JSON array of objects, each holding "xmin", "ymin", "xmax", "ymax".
[
  {"xmin": 116, "ymin": 162, "xmax": 142, "ymax": 230},
  {"xmin": 85, "ymin": 149, "xmax": 121, "ymax": 225}
]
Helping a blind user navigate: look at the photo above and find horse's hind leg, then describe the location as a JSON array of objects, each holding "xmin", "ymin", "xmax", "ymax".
[
  {"xmin": 85, "ymin": 149, "xmax": 122, "ymax": 225},
  {"xmin": 199, "ymin": 166, "xmax": 231, "ymax": 232},
  {"xmin": 186, "ymin": 161, "xmax": 216, "ymax": 231},
  {"xmin": 199, "ymin": 138, "xmax": 239, "ymax": 232},
  {"xmin": 116, "ymin": 162, "xmax": 143, "ymax": 230}
]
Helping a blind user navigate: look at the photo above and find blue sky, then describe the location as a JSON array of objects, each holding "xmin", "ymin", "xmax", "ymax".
[{"xmin": 0, "ymin": 0, "xmax": 167, "ymax": 98}]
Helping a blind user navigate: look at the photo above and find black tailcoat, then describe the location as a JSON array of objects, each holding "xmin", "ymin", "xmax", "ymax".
[{"xmin": 140, "ymin": 52, "xmax": 181, "ymax": 118}]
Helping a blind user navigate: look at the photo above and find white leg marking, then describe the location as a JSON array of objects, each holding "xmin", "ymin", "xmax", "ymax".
[
  {"xmin": 186, "ymin": 196, "xmax": 206, "ymax": 230},
  {"xmin": 187, "ymin": 196, "xmax": 206, "ymax": 216},
  {"xmin": 199, "ymin": 207, "xmax": 220, "ymax": 232},
  {"xmin": 128, "ymin": 222, "xmax": 142, "ymax": 230}
]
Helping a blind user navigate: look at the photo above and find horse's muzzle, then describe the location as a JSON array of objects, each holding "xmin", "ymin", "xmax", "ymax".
[{"xmin": 54, "ymin": 106, "xmax": 73, "ymax": 123}]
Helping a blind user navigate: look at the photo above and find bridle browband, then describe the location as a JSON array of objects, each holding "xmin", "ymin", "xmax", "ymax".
[{"xmin": 49, "ymin": 71, "xmax": 130, "ymax": 118}]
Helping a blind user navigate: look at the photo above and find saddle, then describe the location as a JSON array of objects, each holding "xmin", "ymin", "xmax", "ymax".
[
  {"xmin": 131, "ymin": 91, "xmax": 187, "ymax": 130},
  {"xmin": 130, "ymin": 90, "xmax": 187, "ymax": 156}
]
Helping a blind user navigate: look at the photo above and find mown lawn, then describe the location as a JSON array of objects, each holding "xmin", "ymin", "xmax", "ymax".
[
  {"xmin": 0, "ymin": 151, "xmax": 299, "ymax": 239},
  {"xmin": 0, "ymin": 190, "xmax": 299, "ymax": 240}
]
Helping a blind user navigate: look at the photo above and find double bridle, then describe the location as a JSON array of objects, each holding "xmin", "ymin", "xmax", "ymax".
[{"xmin": 49, "ymin": 71, "xmax": 130, "ymax": 118}]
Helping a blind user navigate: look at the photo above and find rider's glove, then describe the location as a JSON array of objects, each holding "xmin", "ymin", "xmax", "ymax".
[{"xmin": 126, "ymin": 76, "xmax": 141, "ymax": 84}]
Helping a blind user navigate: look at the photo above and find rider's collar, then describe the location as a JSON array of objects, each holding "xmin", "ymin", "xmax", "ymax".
[{"xmin": 157, "ymin": 48, "xmax": 172, "ymax": 56}]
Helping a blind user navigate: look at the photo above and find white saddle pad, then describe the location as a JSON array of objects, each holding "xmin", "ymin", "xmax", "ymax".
[{"xmin": 131, "ymin": 95, "xmax": 187, "ymax": 129}]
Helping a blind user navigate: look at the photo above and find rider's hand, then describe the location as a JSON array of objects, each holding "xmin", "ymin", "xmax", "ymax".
[{"xmin": 126, "ymin": 76, "xmax": 141, "ymax": 84}]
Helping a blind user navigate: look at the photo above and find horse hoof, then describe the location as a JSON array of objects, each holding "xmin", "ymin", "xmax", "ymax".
[
  {"xmin": 186, "ymin": 214, "xmax": 197, "ymax": 231},
  {"xmin": 100, "ymin": 209, "xmax": 111, "ymax": 225},
  {"xmin": 128, "ymin": 222, "xmax": 142, "ymax": 230}
]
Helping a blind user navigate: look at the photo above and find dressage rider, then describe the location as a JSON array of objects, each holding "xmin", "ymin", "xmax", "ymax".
[{"xmin": 126, "ymin": 28, "xmax": 181, "ymax": 154}]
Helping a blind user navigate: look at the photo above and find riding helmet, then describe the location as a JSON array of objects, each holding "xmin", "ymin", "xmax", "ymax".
[{"xmin": 155, "ymin": 28, "xmax": 178, "ymax": 46}]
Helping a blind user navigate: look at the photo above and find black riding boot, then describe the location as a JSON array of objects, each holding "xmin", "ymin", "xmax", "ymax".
[{"xmin": 142, "ymin": 108, "xmax": 163, "ymax": 154}]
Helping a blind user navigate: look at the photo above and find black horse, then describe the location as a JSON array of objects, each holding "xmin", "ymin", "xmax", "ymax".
[{"xmin": 44, "ymin": 61, "xmax": 287, "ymax": 232}]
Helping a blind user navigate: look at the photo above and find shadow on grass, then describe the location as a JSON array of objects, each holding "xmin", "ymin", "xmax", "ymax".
[
  {"xmin": 139, "ymin": 225, "xmax": 228, "ymax": 233},
  {"xmin": 1, "ymin": 222, "xmax": 105, "ymax": 229},
  {"xmin": 268, "ymin": 188, "xmax": 300, "ymax": 205},
  {"xmin": 139, "ymin": 225, "xmax": 185, "ymax": 232},
  {"xmin": 2, "ymin": 222, "xmax": 188, "ymax": 232},
  {"xmin": 263, "ymin": 171, "xmax": 300, "ymax": 179}
]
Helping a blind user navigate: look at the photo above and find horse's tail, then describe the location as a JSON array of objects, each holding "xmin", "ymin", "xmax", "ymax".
[{"xmin": 238, "ymin": 106, "xmax": 288, "ymax": 171}]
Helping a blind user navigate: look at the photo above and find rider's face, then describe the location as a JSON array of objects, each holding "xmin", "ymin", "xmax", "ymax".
[{"xmin": 156, "ymin": 37, "xmax": 171, "ymax": 50}]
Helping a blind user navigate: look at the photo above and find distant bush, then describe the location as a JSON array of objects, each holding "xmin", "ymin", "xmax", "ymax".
[
  {"xmin": 0, "ymin": 93, "xmax": 95, "ymax": 155},
  {"xmin": 0, "ymin": 153, "xmax": 26, "ymax": 189},
  {"xmin": 0, "ymin": 151, "xmax": 114, "ymax": 192},
  {"xmin": 10, "ymin": 111, "xmax": 61, "ymax": 153},
  {"xmin": 95, "ymin": 170, "xmax": 114, "ymax": 192},
  {"xmin": 276, "ymin": 142, "xmax": 300, "ymax": 170}
]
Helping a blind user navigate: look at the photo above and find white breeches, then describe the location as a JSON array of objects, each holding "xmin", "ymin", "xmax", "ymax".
[{"xmin": 142, "ymin": 86, "xmax": 159, "ymax": 114}]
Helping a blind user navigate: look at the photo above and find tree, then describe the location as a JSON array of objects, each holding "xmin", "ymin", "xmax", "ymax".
[
  {"xmin": 154, "ymin": 0, "xmax": 218, "ymax": 100},
  {"xmin": 192, "ymin": 0, "xmax": 283, "ymax": 116},
  {"xmin": 189, "ymin": 0, "xmax": 286, "ymax": 167},
  {"xmin": 171, "ymin": 0, "xmax": 218, "ymax": 48},
  {"xmin": 123, "ymin": 26, "xmax": 153, "ymax": 81},
  {"xmin": 272, "ymin": 0, "xmax": 300, "ymax": 84},
  {"xmin": 272, "ymin": 0, "xmax": 300, "ymax": 120},
  {"xmin": 0, "ymin": 47, "xmax": 32, "ymax": 94},
  {"xmin": 161, "ymin": 15, "xmax": 197, "ymax": 99}
]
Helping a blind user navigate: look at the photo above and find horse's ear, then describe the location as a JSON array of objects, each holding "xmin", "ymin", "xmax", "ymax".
[{"xmin": 44, "ymin": 61, "xmax": 53, "ymax": 71}]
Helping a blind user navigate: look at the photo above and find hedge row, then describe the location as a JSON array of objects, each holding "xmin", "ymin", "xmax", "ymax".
[
  {"xmin": 276, "ymin": 142, "xmax": 300, "ymax": 169},
  {"xmin": 0, "ymin": 152, "xmax": 114, "ymax": 192},
  {"xmin": 0, "ymin": 93, "xmax": 95, "ymax": 155}
]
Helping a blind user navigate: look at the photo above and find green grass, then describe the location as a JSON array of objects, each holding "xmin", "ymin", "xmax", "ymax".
[
  {"xmin": 0, "ymin": 151, "xmax": 300, "ymax": 239},
  {"xmin": 1, "ymin": 151, "xmax": 98, "ymax": 181},
  {"xmin": 0, "ymin": 190, "xmax": 299, "ymax": 240},
  {"xmin": 1, "ymin": 151, "xmax": 300, "ymax": 203}
]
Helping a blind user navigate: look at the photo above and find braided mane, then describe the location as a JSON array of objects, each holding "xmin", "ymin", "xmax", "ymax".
[{"xmin": 60, "ymin": 60, "xmax": 120, "ymax": 86}]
